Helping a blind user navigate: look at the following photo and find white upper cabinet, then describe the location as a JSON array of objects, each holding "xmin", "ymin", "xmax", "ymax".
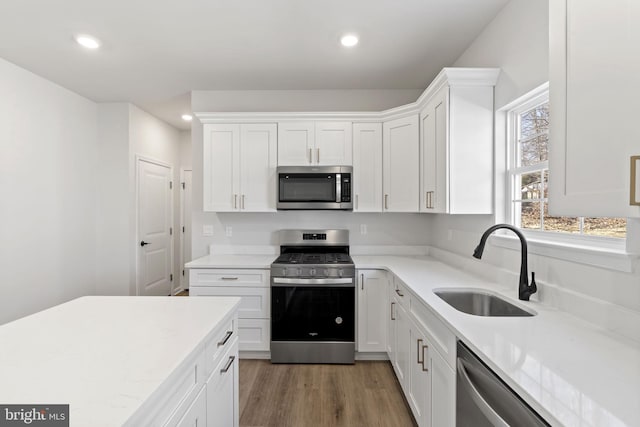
[
  {"xmin": 239, "ymin": 124, "xmax": 278, "ymax": 212},
  {"xmin": 315, "ymin": 121, "xmax": 353, "ymax": 165},
  {"xmin": 549, "ymin": 0, "xmax": 640, "ymax": 217},
  {"xmin": 419, "ymin": 70, "xmax": 496, "ymax": 214},
  {"xmin": 277, "ymin": 122, "xmax": 315, "ymax": 165},
  {"xmin": 278, "ymin": 121, "xmax": 352, "ymax": 165},
  {"xmin": 203, "ymin": 124, "xmax": 240, "ymax": 212},
  {"xmin": 353, "ymin": 123, "xmax": 383, "ymax": 212},
  {"xmin": 203, "ymin": 123, "xmax": 277, "ymax": 212},
  {"xmin": 383, "ymin": 115, "xmax": 420, "ymax": 212}
]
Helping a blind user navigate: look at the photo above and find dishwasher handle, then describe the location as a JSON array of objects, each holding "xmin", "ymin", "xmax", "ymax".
[{"xmin": 457, "ymin": 358, "xmax": 510, "ymax": 427}]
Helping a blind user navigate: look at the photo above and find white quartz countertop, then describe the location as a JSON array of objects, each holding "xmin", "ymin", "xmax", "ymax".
[
  {"xmin": 187, "ymin": 252, "xmax": 640, "ymax": 427},
  {"xmin": 185, "ymin": 254, "xmax": 275, "ymax": 269},
  {"xmin": 0, "ymin": 296, "xmax": 240, "ymax": 427}
]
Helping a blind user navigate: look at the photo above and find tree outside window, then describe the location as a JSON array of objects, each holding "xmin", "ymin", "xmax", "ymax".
[{"xmin": 509, "ymin": 96, "xmax": 626, "ymax": 238}]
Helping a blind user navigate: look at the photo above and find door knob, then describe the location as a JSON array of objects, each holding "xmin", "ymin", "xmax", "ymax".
[{"xmin": 140, "ymin": 241, "xmax": 150, "ymax": 247}]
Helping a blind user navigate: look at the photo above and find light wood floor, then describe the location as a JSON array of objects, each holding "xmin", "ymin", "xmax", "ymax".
[{"xmin": 239, "ymin": 360, "xmax": 417, "ymax": 427}]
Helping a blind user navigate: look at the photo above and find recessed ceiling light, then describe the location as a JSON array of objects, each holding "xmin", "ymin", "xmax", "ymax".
[
  {"xmin": 181, "ymin": 114, "xmax": 193, "ymax": 122},
  {"xmin": 75, "ymin": 34, "xmax": 101, "ymax": 49},
  {"xmin": 340, "ymin": 34, "xmax": 359, "ymax": 47}
]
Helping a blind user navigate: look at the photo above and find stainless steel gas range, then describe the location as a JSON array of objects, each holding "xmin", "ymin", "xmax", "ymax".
[{"xmin": 270, "ymin": 229, "xmax": 355, "ymax": 364}]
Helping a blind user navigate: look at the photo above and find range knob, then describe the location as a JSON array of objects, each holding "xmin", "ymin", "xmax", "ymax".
[{"xmin": 309, "ymin": 268, "xmax": 316, "ymax": 276}]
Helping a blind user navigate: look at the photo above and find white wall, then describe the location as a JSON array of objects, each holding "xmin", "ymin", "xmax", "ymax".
[
  {"xmin": 190, "ymin": 89, "xmax": 426, "ymax": 259},
  {"xmin": 96, "ymin": 103, "xmax": 130, "ymax": 296},
  {"xmin": 431, "ymin": 0, "xmax": 640, "ymax": 342},
  {"xmin": 453, "ymin": 0, "xmax": 549, "ymax": 109},
  {"xmin": 0, "ymin": 58, "xmax": 97, "ymax": 324}
]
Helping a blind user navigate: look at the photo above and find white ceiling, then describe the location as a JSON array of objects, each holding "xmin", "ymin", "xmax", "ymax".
[{"xmin": 0, "ymin": 0, "xmax": 509, "ymax": 130}]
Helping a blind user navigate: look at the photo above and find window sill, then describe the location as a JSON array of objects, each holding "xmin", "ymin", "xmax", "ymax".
[{"xmin": 488, "ymin": 233, "xmax": 637, "ymax": 273}]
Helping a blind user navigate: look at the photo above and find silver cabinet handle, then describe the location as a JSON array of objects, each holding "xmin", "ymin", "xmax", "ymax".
[
  {"xmin": 390, "ymin": 302, "xmax": 396, "ymax": 320},
  {"xmin": 308, "ymin": 148, "xmax": 312, "ymax": 164},
  {"xmin": 457, "ymin": 358, "xmax": 509, "ymax": 427},
  {"xmin": 360, "ymin": 273, "xmax": 364, "ymax": 290},
  {"xmin": 217, "ymin": 330, "xmax": 233, "ymax": 347},
  {"xmin": 631, "ymin": 156, "xmax": 640, "ymax": 205},
  {"xmin": 242, "ymin": 194, "xmax": 245, "ymax": 210},
  {"xmin": 234, "ymin": 194, "xmax": 237, "ymax": 209},
  {"xmin": 417, "ymin": 339, "xmax": 424, "ymax": 365},
  {"xmin": 421, "ymin": 344, "xmax": 428, "ymax": 372},
  {"xmin": 220, "ymin": 355, "xmax": 235, "ymax": 373},
  {"xmin": 395, "ymin": 288, "xmax": 404, "ymax": 297},
  {"xmin": 384, "ymin": 194, "xmax": 389, "ymax": 210},
  {"xmin": 317, "ymin": 148, "xmax": 320, "ymax": 163},
  {"xmin": 221, "ymin": 277, "xmax": 238, "ymax": 280}
]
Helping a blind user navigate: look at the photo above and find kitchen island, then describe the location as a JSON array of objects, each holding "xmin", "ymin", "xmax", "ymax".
[{"xmin": 0, "ymin": 296, "xmax": 240, "ymax": 427}]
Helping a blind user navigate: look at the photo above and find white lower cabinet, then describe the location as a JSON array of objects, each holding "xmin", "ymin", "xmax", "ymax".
[
  {"xmin": 385, "ymin": 273, "xmax": 456, "ymax": 427},
  {"xmin": 357, "ymin": 270, "xmax": 389, "ymax": 352},
  {"xmin": 189, "ymin": 268, "xmax": 270, "ymax": 352},
  {"xmin": 206, "ymin": 338, "xmax": 239, "ymax": 427},
  {"xmin": 176, "ymin": 387, "xmax": 206, "ymax": 427}
]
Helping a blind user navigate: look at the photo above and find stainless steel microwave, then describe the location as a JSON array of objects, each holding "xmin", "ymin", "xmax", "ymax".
[{"xmin": 277, "ymin": 166, "xmax": 353, "ymax": 210}]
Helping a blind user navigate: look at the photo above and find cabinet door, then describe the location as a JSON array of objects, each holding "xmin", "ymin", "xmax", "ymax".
[
  {"xmin": 394, "ymin": 302, "xmax": 411, "ymax": 392},
  {"xmin": 549, "ymin": 0, "xmax": 640, "ymax": 217},
  {"xmin": 207, "ymin": 339, "xmax": 239, "ymax": 427},
  {"xmin": 430, "ymin": 347, "xmax": 455, "ymax": 427},
  {"xmin": 407, "ymin": 325, "xmax": 431, "ymax": 427},
  {"xmin": 176, "ymin": 387, "xmax": 206, "ymax": 427},
  {"xmin": 383, "ymin": 115, "xmax": 420, "ymax": 212},
  {"xmin": 387, "ymin": 288, "xmax": 396, "ymax": 358},
  {"xmin": 240, "ymin": 124, "xmax": 277, "ymax": 212},
  {"xmin": 203, "ymin": 124, "xmax": 240, "ymax": 212},
  {"xmin": 420, "ymin": 88, "xmax": 448, "ymax": 213},
  {"xmin": 353, "ymin": 123, "xmax": 383, "ymax": 212},
  {"xmin": 357, "ymin": 270, "xmax": 388, "ymax": 352},
  {"xmin": 277, "ymin": 122, "xmax": 315, "ymax": 165},
  {"xmin": 315, "ymin": 121, "xmax": 353, "ymax": 165}
]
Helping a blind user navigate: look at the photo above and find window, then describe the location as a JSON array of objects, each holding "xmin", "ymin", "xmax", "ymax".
[{"xmin": 507, "ymin": 89, "xmax": 626, "ymax": 239}]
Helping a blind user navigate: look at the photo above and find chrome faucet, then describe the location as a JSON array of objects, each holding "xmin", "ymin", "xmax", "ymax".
[{"xmin": 473, "ymin": 224, "xmax": 537, "ymax": 301}]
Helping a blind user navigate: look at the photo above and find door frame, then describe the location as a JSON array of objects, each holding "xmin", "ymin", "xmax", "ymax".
[
  {"xmin": 135, "ymin": 155, "xmax": 175, "ymax": 296},
  {"xmin": 179, "ymin": 167, "xmax": 193, "ymax": 291}
]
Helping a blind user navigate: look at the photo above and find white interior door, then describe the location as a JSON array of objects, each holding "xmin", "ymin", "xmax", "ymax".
[
  {"xmin": 137, "ymin": 159, "xmax": 173, "ymax": 296},
  {"xmin": 181, "ymin": 169, "xmax": 192, "ymax": 290}
]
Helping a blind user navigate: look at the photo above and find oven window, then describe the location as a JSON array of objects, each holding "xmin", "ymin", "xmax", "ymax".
[
  {"xmin": 271, "ymin": 286, "xmax": 355, "ymax": 341},
  {"xmin": 279, "ymin": 174, "xmax": 336, "ymax": 202}
]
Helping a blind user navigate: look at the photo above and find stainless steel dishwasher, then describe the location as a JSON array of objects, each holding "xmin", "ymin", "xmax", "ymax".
[{"xmin": 457, "ymin": 341, "xmax": 549, "ymax": 427}]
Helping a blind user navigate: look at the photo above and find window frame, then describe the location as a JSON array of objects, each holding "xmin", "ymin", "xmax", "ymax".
[{"xmin": 493, "ymin": 83, "xmax": 634, "ymax": 272}]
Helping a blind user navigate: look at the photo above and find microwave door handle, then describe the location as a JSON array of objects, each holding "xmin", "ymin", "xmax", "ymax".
[{"xmin": 336, "ymin": 173, "xmax": 341, "ymax": 203}]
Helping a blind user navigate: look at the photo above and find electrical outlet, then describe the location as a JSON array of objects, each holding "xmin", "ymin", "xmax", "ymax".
[
  {"xmin": 360, "ymin": 224, "xmax": 367, "ymax": 235},
  {"xmin": 225, "ymin": 226, "xmax": 232, "ymax": 237},
  {"xmin": 202, "ymin": 225, "xmax": 214, "ymax": 236}
]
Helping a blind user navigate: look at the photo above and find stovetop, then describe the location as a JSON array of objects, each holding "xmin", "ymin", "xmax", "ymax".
[{"xmin": 273, "ymin": 252, "xmax": 353, "ymax": 265}]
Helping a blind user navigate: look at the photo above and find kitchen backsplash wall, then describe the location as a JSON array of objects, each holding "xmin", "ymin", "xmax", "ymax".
[{"xmin": 191, "ymin": 211, "xmax": 431, "ymax": 258}]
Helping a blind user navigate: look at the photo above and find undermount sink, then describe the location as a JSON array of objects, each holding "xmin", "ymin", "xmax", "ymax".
[{"xmin": 434, "ymin": 288, "xmax": 536, "ymax": 317}]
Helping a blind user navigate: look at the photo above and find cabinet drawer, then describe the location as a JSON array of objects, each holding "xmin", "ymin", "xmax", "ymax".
[
  {"xmin": 393, "ymin": 277, "xmax": 410, "ymax": 308},
  {"xmin": 238, "ymin": 318, "xmax": 270, "ymax": 351},
  {"xmin": 189, "ymin": 269, "xmax": 269, "ymax": 287},
  {"xmin": 204, "ymin": 318, "xmax": 236, "ymax": 378},
  {"xmin": 190, "ymin": 286, "xmax": 269, "ymax": 319},
  {"xmin": 156, "ymin": 350, "xmax": 206, "ymax": 427},
  {"xmin": 410, "ymin": 298, "xmax": 456, "ymax": 369}
]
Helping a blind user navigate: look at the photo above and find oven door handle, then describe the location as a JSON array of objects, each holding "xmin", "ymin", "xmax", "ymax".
[{"xmin": 272, "ymin": 277, "xmax": 354, "ymax": 286}]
